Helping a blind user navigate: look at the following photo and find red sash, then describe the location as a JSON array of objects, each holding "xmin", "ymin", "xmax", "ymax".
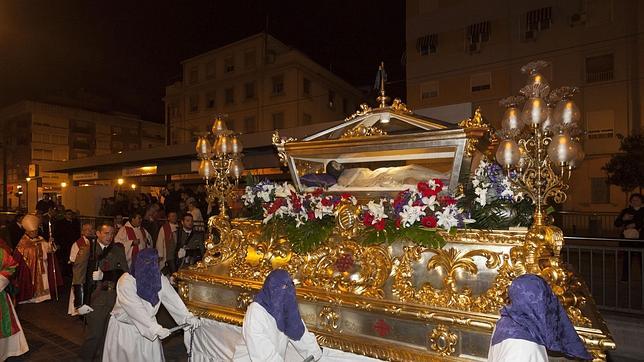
[
  {"xmin": 124, "ymin": 226, "xmax": 139, "ymax": 262},
  {"xmin": 75, "ymin": 237, "xmax": 88, "ymax": 249},
  {"xmin": 162, "ymin": 223, "xmax": 172, "ymax": 244}
]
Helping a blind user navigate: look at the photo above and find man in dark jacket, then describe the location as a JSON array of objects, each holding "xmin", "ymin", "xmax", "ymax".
[
  {"xmin": 72, "ymin": 223, "xmax": 128, "ymax": 361},
  {"xmin": 54, "ymin": 210, "xmax": 81, "ymax": 277},
  {"xmin": 175, "ymin": 213, "xmax": 205, "ymax": 270}
]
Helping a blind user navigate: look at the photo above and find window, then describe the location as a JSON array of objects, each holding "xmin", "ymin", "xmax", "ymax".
[
  {"xmin": 421, "ymin": 81, "xmax": 439, "ymax": 99},
  {"xmin": 272, "ymin": 75, "xmax": 284, "ymax": 95},
  {"xmin": 416, "ymin": 33, "xmax": 438, "ymax": 55},
  {"xmin": 466, "ymin": 21, "xmax": 490, "ymax": 52},
  {"xmin": 586, "ymin": 110, "xmax": 614, "ymax": 140},
  {"xmin": 244, "ymin": 82, "xmax": 256, "ymax": 100},
  {"xmin": 206, "ymin": 91, "xmax": 216, "ymax": 109},
  {"xmin": 206, "ymin": 61, "xmax": 216, "ymax": 79},
  {"xmin": 302, "ymin": 113, "xmax": 312, "ymax": 125},
  {"xmin": 586, "ymin": 54, "xmax": 614, "ymax": 83},
  {"xmin": 189, "ymin": 95, "xmax": 199, "ymax": 112},
  {"xmin": 272, "ymin": 112, "xmax": 285, "ymax": 129},
  {"xmin": 225, "ymin": 88, "xmax": 234, "ymax": 105},
  {"xmin": 244, "ymin": 116, "xmax": 256, "ymax": 133},
  {"xmin": 526, "ymin": 7, "xmax": 552, "ymax": 32},
  {"xmin": 303, "ymin": 78, "xmax": 311, "ymax": 96},
  {"xmin": 244, "ymin": 50, "xmax": 256, "ymax": 69},
  {"xmin": 328, "ymin": 90, "xmax": 336, "ymax": 109},
  {"xmin": 189, "ymin": 67, "xmax": 199, "ymax": 84},
  {"xmin": 224, "ymin": 56, "xmax": 235, "ymax": 73},
  {"xmin": 470, "ymin": 73, "xmax": 491, "ymax": 92},
  {"xmin": 590, "ymin": 178, "xmax": 610, "ymax": 204}
]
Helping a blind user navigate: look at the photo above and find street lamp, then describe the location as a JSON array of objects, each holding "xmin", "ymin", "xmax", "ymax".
[
  {"xmin": 196, "ymin": 116, "xmax": 245, "ymax": 218},
  {"xmin": 61, "ymin": 182, "xmax": 67, "ymax": 188},
  {"xmin": 131, "ymin": 184, "xmax": 137, "ymax": 190},
  {"xmin": 117, "ymin": 178, "xmax": 124, "ymax": 186}
]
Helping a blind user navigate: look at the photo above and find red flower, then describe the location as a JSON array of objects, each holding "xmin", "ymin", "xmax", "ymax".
[
  {"xmin": 266, "ymin": 198, "xmax": 285, "ymax": 214},
  {"xmin": 373, "ymin": 219, "xmax": 386, "ymax": 231},
  {"xmin": 340, "ymin": 193, "xmax": 352, "ymax": 200},
  {"xmin": 394, "ymin": 218, "xmax": 402, "ymax": 229},
  {"xmin": 434, "ymin": 179, "xmax": 444, "ymax": 192},
  {"xmin": 439, "ymin": 195, "xmax": 456, "ymax": 206},
  {"xmin": 321, "ymin": 197, "xmax": 333, "ymax": 207},
  {"xmin": 412, "ymin": 199, "xmax": 423, "ymax": 207},
  {"xmin": 311, "ymin": 188, "xmax": 324, "ymax": 197},
  {"xmin": 363, "ymin": 212, "xmax": 374, "ymax": 226},
  {"xmin": 307, "ymin": 211, "xmax": 315, "ymax": 220},
  {"xmin": 417, "ymin": 182, "xmax": 439, "ymax": 197},
  {"xmin": 421, "ymin": 215, "xmax": 438, "ymax": 228}
]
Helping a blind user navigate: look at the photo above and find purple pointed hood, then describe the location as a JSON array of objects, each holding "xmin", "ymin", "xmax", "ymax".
[
  {"xmin": 491, "ymin": 274, "xmax": 592, "ymax": 360},
  {"xmin": 254, "ymin": 269, "xmax": 305, "ymax": 340},
  {"xmin": 132, "ymin": 248, "xmax": 162, "ymax": 306}
]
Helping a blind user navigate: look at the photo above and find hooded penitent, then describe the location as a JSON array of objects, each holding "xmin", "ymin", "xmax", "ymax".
[
  {"xmin": 491, "ymin": 274, "xmax": 592, "ymax": 360},
  {"xmin": 21, "ymin": 215, "xmax": 40, "ymax": 233},
  {"xmin": 254, "ymin": 269, "xmax": 305, "ymax": 340},
  {"xmin": 132, "ymin": 248, "xmax": 162, "ymax": 306}
]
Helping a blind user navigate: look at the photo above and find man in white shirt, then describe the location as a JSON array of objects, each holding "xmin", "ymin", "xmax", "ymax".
[{"xmin": 113, "ymin": 213, "xmax": 152, "ymax": 268}]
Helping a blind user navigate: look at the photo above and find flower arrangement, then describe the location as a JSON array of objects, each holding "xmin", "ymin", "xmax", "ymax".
[
  {"xmin": 241, "ymin": 180, "xmax": 357, "ymax": 252},
  {"xmin": 460, "ymin": 159, "xmax": 534, "ymax": 229},
  {"xmin": 242, "ymin": 178, "xmax": 463, "ymax": 252},
  {"xmin": 359, "ymin": 179, "xmax": 463, "ymax": 247}
]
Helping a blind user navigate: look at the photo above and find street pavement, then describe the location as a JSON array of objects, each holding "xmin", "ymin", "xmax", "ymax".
[{"xmin": 8, "ymin": 283, "xmax": 188, "ymax": 362}]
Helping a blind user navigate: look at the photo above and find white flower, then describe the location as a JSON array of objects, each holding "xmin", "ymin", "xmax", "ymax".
[
  {"xmin": 436, "ymin": 204, "xmax": 459, "ymax": 230},
  {"xmin": 366, "ymin": 199, "xmax": 388, "ymax": 223},
  {"xmin": 472, "ymin": 178, "xmax": 481, "ymax": 188},
  {"xmin": 400, "ymin": 204, "xmax": 426, "ymax": 227},
  {"xmin": 474, "ymin": 187, "xmax": 487, "ymax": 206},
  {"xmin": 421, "ymin": 195, "xmax": 438, "ymax": 211},
  {"xmin": 500, "ymin": 178, "xmax": 515, "ymax": 199}
]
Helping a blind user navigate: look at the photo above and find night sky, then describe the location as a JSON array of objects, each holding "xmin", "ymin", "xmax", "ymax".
[{"xmin": 1, "ymin": 0, "xmax": 405, "ymax": 122}]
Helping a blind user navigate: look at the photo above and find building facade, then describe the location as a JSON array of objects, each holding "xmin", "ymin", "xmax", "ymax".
[
  {"xmin": 0, "ymin": 100, "xmax": 164, "ymax": 209},
  {"xmin": 164, "ymin": 33, "xmax": 364, "ymax": 144},
  {"xmin": 406, "ymin": 0, "xmax": 643, "ymax": 212}
]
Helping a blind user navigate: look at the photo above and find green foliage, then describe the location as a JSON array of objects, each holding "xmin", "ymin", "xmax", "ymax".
[
  {"xmin": 263, "ymin": 216, "xmax": 336, "ymax": 254},
  {"xmin": 360, "ymin": 221, "xmax": 446, "ymax": 249},
  {"xmin": 603, "ymin": 134, "xmax": 644, "ymax": 193},
  {"xmin": 466, "ymin": 197, "xmax": 534, "ymax": 230}
]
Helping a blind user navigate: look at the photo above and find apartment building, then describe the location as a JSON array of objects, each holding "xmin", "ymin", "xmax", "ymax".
[
  {"xmin": 406, "ymin": 0, "xmax": 643, "ymax": 212},
  {"xmin": 164, "ymin": 33, "xmax": 364, "ymax": 144},
  {"xmin": 0, "ymin": 100, "xmax": 164, "ymax": 209}
]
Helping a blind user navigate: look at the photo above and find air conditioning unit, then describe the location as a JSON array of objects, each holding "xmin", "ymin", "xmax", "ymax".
[{"xmin": 570, "ymin": 13, "xmax": 587, "ymax": 27}]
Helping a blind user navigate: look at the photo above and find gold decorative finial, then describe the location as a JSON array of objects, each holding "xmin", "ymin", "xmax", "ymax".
[{"xmin": 376, "ymin": 61, "xmax": 389, "ymax": 108}]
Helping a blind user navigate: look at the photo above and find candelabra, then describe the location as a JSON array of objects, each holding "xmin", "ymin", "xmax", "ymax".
[
  {"xmin": 496, "ymin": 61, "xmax": 585, "ymax": 279},
  {"xmin": 196, "ymin": 117, "xmax": 245, "ymax": 218},
  {"xmin": 496, "ymin": 60, "xmax": 585, "ymax": 226}
]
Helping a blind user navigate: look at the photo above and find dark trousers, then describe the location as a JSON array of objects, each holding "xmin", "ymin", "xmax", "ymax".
[{"xmin": 79, "ymin": 289, "xmax": 116, "ymax": 361}]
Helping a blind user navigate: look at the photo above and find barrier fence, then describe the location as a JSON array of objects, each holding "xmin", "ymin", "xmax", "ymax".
[
  {"xmin": 563, "ymin": 237, "xmax": 643, "ymax": 314},
  {"xmin": 553, "ymin": 211, "xmax": 621, "ymax": 238}
]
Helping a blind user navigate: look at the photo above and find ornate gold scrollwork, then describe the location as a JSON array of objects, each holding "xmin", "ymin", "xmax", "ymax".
[
  {"xmin": 458, "ymin": 107, "xmax": 491, "ymax": 158},
  {"xmin": 390, "ymin": 98, "xmax": 412, "ymax": 113},
  {"xmin": 203, "ymin": 215, "xmax": 246, "ymax": 266},
  {"xmin": 228, "ymin": 221, "xmax": 301, "ymax": 281},
  {"xmin": 318, "ymin": 305, "xmax": 341, "ymax": 332},
  {"xmin": 335, "ymin": 200, "xmax": 364, "ymax": 240},
  {"xmin": 272, "ymin": 130, "xmax": 297, "ymax": 167},
  {"xmin": 177, "ymin": 281, "xmax": 190, "ymax": 301},
  {"xmin": 343, "ymin": 103, "xmax": 372, "ymax": 122},
  {"xmin": 236, "ymin": 291, "xmax": 253, "ymax": 311},
  {"xmin": 300, "ymin": 237, "xmax": 392, "ymax": 298},
  {"xmin": 392, "ymin": 246, "xmax": 503, "ymax": 311},
  {"xmin": 341, "ymin": 124, "xmax": 387, "ymax": 139},
  {"xmin": 429, "ymin": 324, "xmax": 458, "ymax": 356}
]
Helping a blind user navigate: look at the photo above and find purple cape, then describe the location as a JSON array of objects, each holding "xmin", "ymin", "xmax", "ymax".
[
  {"xmin": 491, "ymin": 274, "xmax": 592, "ymax": 360},
  {"xmin": 132, "ymin": 248, "xmax": 162, "ymax": 306},
  {"xmin": 254, "ymin": 269, "xmax": 305, "ymax": 340}
]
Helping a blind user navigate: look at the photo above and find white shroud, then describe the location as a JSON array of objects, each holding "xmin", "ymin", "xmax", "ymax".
[{"xmin": 102, "ymin": 273, "xmax": 191, "ymax": 362}]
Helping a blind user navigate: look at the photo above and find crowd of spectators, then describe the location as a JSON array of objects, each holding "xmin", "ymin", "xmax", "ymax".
[{"xmin": 98, "ymin": 182, "xmax": 215, "ymax": 224}]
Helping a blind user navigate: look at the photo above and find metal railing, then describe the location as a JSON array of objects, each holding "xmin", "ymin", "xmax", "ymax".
[
  {"xmin": 563, "ymin": 237, "xmax": 643, "ymax": 314},
  {"xmin": 553, "ymin": 211, "xmax": 621, "ymax": 238}
]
